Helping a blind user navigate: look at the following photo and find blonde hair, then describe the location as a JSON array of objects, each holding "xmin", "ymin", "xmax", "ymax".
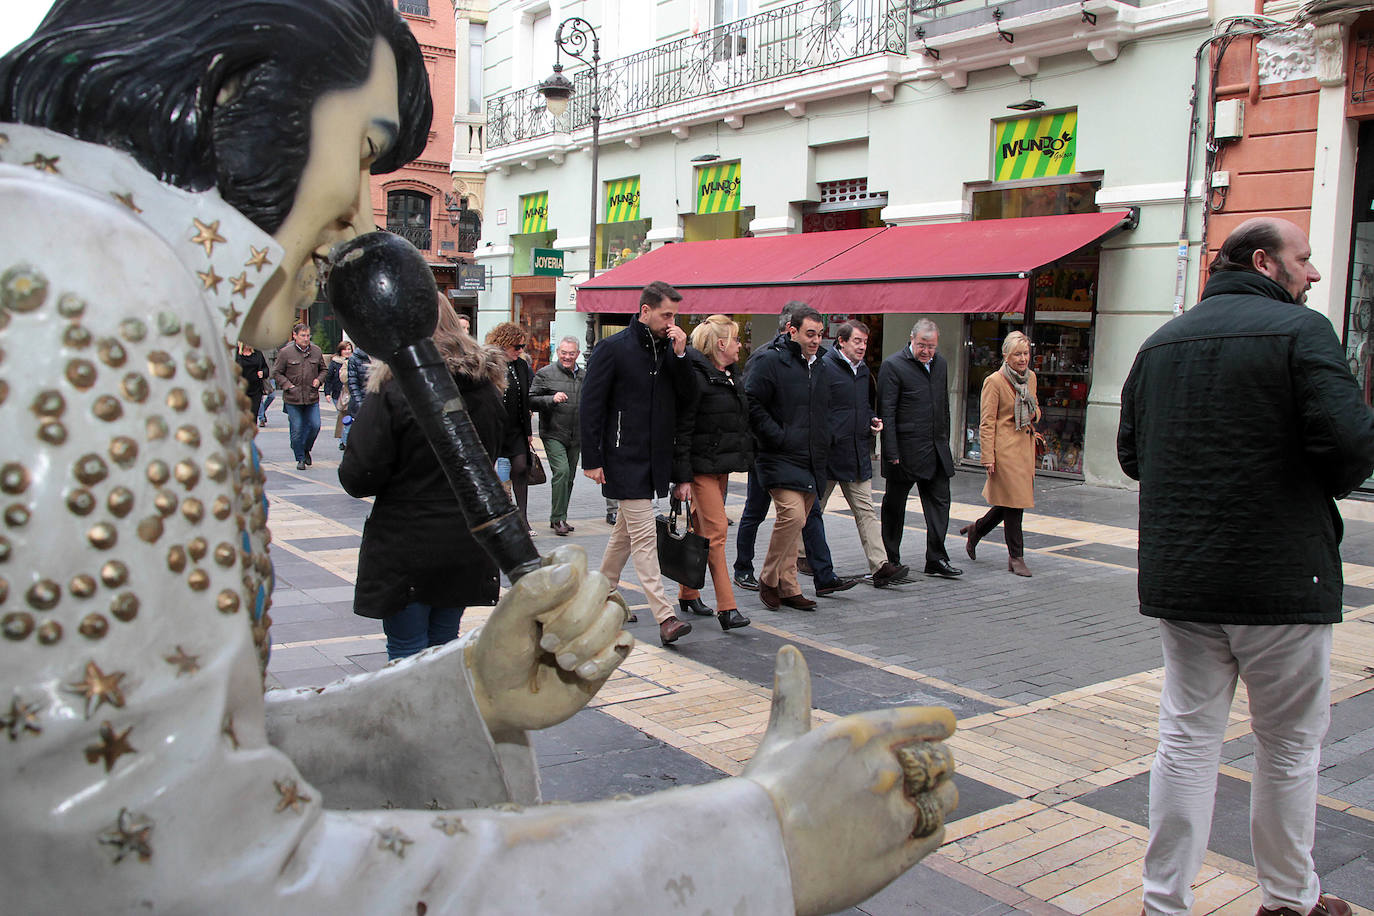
[
  {"xmin": 1002, "ymin": 330, "xmax": 1031, "ymax": 357},
  {"xmin": 691, "ymin": 315, "xmax": 738, "ymax": 358}
]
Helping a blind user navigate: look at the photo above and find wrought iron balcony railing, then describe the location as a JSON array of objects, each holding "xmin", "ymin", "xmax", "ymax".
[
  {"xmin": 387, "ymin": 225, "xmax": 433, "ymax": 251},
  {"xmin": 486, "ymin": 0, "xmax": 908, "ymax": 150}
]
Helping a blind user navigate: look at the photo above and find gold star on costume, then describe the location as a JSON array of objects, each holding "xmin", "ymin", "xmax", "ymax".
[
  {"xmin": 273, "ymin": 778, "xmax": 311, "ymax": 814},
  {"xmin": 190, "ymin": 218, "xmax": 227, "ymax": 258},
  {"xmin": 111, "ymin": 191, "xmax": 143, "ymax": 213},
  {"xmin": 197, "ymin": 267, "xmax": 223, "ymax": 294},
  {"xmin": 99, "ymin": 808, "xmax": 154, "ymax": 864},
  {"xmin": 164, "ymin": 645, "xmax": 200, "ymax": 676},
  {"xmin": 24, "ymin": 153, "xmax": 59, "ymax": 174},
  {"xmin": 1, "ymin": 695, "xmax": 42, "ymax": 741},
  {"xmin": 220, "ymin": 302, "xmax": 243, "ymax": 327},
  {"xmin": 376, "ymin": 826, "xmax": 414, "ymax": 858},
  {"xmin": 229, "ymin": 272, "xmax": 254, "ymax": 298},
  {"xmin": 67, "ymin": 660, "xmax": 127, "ymax": 719},
  {"xmin": 431, "ymin": 816, "xmax": 466, "ymax": 836},
  {"xmin": 222, "ymin": 712, "xmax": 240, "ymax": 750},
  {"xmin": 85, "ymin": 721, "xmax": 137, "ymax": 772},
  {"xmin": 245, "ymin": 246, "xmax": 272, "ymax": 272}
]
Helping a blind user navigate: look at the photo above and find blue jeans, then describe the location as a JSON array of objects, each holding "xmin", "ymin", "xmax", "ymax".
[
  {"xmin": 733, "ymin": 468, "xmax": 835, "ymax": 583},
  {"xmin": 258, "ymin": 390, "xmax": 275, "ymax": 423},
  {"xmin": 283, "ymin": 402, "xmax": 321, "ymax": 462},
  {"xmin": 382, "ymin": 602, "xmax": 464, "ymax": 660}
]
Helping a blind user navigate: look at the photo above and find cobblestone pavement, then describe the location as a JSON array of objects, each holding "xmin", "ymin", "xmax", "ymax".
[{"xmin": 260, "ymin": 406, "xmax": 1374, "ymax": 915}]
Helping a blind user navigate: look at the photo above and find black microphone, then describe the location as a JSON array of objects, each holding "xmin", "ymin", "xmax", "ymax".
[{"xmin": 325, "ymin": 232, "xmax": 541, "ymax": 582}]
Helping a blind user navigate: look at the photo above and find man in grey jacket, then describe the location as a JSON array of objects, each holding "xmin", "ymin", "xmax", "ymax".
[{"xmin": 530, "ymin": 335, "xmax": 584, "ymax": 535}]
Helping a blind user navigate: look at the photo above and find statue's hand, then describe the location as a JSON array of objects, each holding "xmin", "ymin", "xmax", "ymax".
[
  {"xmin": 467, "ymin": 545, "xmax": 633, "ymax": 735},
  {"xmin": 743, "ymin": 647, "xmax": 958, "ymax": 916}
]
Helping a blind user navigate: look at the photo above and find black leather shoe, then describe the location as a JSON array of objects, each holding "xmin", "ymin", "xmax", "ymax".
[
  {"xmin": 815, "ymin": 576, "xmax": 861, "ymax": 596},
  {"xmin": 872, "ymin": 562, "xmax": 907, "ymax": 588},
  {"xmin": 296, "ymin": 460, "xmax": 307, "ymax": 470},
  {"xmin": 717, "ymin": 609, "xmax": 751, "ymax": 631},
  {"xmin": 679, "ymin": 597, "xmax": 716, "ymax": 617},
  {"xmin": 659, "ymin": 616, "xmax": 692, "ymax": 645},
  {"xmin": 304, "ymin": 452, "xmax": 312, "ymax": 466},
  {"xmin": 733, "ymin": 572, "xmax": 760, "ymax": 591},
  {"xmin": 924, "ymin": 559, "xmax": 964, "ymax": 578}
]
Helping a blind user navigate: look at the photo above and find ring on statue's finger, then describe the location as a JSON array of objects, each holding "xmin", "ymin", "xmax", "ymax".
[
  {"xmin": 896, "ymin": 742, "xmax": 952, "ymax": 795},
  {"xmin": 909, "ymin": 792, "xmax": 944, "ymax": 839}
]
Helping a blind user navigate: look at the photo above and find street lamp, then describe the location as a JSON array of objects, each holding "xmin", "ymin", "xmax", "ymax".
[{"xmin": 538, "ymin": 16, "xmax": 600, "ymax": 351}]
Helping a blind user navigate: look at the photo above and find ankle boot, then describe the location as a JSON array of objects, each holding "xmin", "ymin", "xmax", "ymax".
[
  {"xmin": 679, "ymin": 597, "xmax": 716, "ymax": 617},
  {"xmin": 959, "ymin": 524, "xmax": 980, "ymax": 561},
  {"xmin": 717, "ymin": 609, "xmax": 751, "ymax": 631},
  {"xmin": 1008, "ymin": 555, "xmax": 1031, "ymax": 577}
]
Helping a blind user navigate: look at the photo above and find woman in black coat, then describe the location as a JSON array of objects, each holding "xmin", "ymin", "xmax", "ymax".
[
  {"xmin": 486, "ymin": 322, "xmax": 535, "ymax": 534},
  {"xmin": 672, "ymin": 316, "xmax": 754, "ymax": 631},
  {"xmin": 235, "ymin": 342, "xmax": 269, "ymax": 424},
  {"xmin": 339, "ymin": 300, "xmax": 508, "ymax": 660}
]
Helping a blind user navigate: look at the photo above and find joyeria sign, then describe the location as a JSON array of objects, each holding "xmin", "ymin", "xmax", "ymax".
[{"xmin": 993, "ymin": 111, "xmax": 1077, "ymax": 181}]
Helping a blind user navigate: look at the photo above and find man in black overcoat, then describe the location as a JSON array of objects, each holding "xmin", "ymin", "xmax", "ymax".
[{"xmin": 877, "ymin": 318, "xmax": 962, "ymax": 580}]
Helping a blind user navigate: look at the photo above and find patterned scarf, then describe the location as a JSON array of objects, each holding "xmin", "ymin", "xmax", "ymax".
[{"xmin": 1000, "ymin": 362, "xmax": 1036, "ymax": 431}]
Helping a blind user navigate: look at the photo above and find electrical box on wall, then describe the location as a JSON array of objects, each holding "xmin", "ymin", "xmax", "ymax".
[{"xmin": 1214, "ymin": 99, "xmax": 1245, "ymax": 141}]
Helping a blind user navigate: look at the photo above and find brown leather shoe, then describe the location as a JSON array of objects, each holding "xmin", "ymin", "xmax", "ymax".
[
  {"xmin": 759, "ymin": 582, "xmax": 781, "ymax": 609},
  {"xmin": 1256, "ymin": 893, "xmax": 1353, "ymax": 916},
  {"xmin": 797, "ymin": 557, "xmax": 814, "ymax": 577},
  {"xmin": 659, "ymin": 616, "xmax": 692, "ymax": 645},
  {"xmin": 872, "ymin": 561, "xmax": 907, "ymax": 588},
  {"xmin": 1009, "ymin": 556, "xmax": 1032, "ymax": 577},
  {"xmin": 960, "ymin": 524, "xmax": 978, "ymax": 561},
  {"xmin": 780, "ymin": 593, "xmax": 817, "ymax": 610}
]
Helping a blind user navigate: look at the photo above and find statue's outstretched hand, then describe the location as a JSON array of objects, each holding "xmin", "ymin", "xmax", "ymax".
[
  {"xmin": 743, "ymin": 646, "xmax": 958, "ymax": 916},
  {"xmin": 467, "ymin": 545, "xmax": 633, "ymax": 735}
]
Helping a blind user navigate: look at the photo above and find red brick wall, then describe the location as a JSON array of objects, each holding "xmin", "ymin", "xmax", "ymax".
[{"xmin": 368, "ymin": 3, "xmax": 457, "ymax": 261}]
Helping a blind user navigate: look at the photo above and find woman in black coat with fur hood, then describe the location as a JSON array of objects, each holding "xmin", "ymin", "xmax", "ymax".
[{"xmin": 338, "ymin": 298, "xmax": 508, "ymax": 660}]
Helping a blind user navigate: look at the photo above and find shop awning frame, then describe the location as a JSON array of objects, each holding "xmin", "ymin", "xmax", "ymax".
[{"xmin": 576, "ymin": 209, "xmax": 1139, "ymax": 315}]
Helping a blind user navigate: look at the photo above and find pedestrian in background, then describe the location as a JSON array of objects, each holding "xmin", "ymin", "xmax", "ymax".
[
  {"xmin": 744, "ymin": 304, "xmax": 832, "ymax": 610},
  {"xmin": 530, "ymin": 335, "xmax": 584, "ymax": 536},
  {"xmin": 673, "ymin": 315, "xmax": 752, "ymax": 631},
  {"xmin": 734, "ymin": 303, "xmax": 849, "ymax": 597},
  {"xmin": 877, "ymin": 318, "xmax": 962, "ymax": 582},
  {"xmin": 964, "ymin": 330, "xmax": 1040, "ymax": 577},
  {"xmin": 1120, "ymin": 217, "xmax": 1374, "ymax": 916},
  {"xmin": 327, "ymin": 340, "xmax": 353, "ymax": 449},
  {"xmin": 818, "ymin": 320, "xmax": 901, "ymax": 586},
  {"xmin": 236, "ymin": 342, "xmax": 268, "ymax": 428},
  {"xmin": 339, "ymin": 298, "xmax": 508, "ymax": 661},
  {"xmin": 487, "ymin": 321, "xmax": 535, "ymax": 535},
  {"xmin": 272, "ymin": 323, "xmax": 328, "ymax": 471},
  {"xmin": 581, "ymin": 281, "xmax": 695, "ymax": 645}
]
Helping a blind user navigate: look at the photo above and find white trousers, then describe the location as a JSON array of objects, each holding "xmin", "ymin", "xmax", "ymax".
[
  {"xmin": 599, "ymin": 498, "xmax": 674, "ymax": 624},
  {"xmin": 1143, "ymin": 620, "xmax": 1332, "ymax": 916}
]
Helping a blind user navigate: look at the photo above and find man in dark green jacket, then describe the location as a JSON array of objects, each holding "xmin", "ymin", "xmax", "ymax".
[
  {"xmin": 1119, "ymin": 218, "xmax": 1374, "ymax": 916},
  {"xmin": 530, "ymin": 335, "xmax": 584, "ymax": 535}
]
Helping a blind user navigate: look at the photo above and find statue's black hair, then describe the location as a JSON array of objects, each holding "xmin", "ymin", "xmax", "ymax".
[{"xmin": 0, "ymin": 0, "xmax": 432, "ymax": 235}]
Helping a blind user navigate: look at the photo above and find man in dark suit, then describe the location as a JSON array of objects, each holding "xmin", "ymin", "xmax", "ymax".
[
  {"xmin": 877, "ymin": 319, "xmax": 962, "ymax": 581},
  {"xmin": 581, "ymin": 281, "xmax": 696, "ymax": 644}
]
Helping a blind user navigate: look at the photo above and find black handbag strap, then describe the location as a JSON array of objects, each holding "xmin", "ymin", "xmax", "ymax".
[{"xmin": 669, "ymin": 495, "xmax": 695, "ymax": 535}]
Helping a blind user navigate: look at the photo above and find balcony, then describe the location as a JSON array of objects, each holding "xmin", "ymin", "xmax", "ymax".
[
  {"xmin": 387, "ymin": 225, "xmax": 433, "ymax": 251},
  {"xmin": 486, "ymin": 0, "xmax": 908, "ymax": 151},
  {"xmin": 396, "ymin": 0, "xmax": 429, "ymax": 16}
]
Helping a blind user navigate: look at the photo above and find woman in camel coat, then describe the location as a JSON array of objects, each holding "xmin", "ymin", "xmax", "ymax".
[{"xmin": 962, "ymin": 330, "xmax": 1040, "ymax": 576}]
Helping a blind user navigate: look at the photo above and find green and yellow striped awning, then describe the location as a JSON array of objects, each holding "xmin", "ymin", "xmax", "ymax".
[
  {"xmin": 520, "ymin": 192, "xmax": 549, "ymax": 234},
  {"xmin": 993, "ymin": 111, "xmax": 1077, "ymax": 182},
  {"xmin": 696, "ymin": 162, "xmax": 741, "ymax": 214},
  {"xmin": 604, "ymin": 177, "xmax": 641, "ymax": 223}
]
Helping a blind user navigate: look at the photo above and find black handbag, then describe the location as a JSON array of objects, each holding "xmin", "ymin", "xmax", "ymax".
[{"xmin": 656, "ymin": 497, "xmax": 709, "ymax": 590}]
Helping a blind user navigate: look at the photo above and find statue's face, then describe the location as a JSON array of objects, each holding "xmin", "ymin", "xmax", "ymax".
[{"xmin": 241, "ymin": 39, "xmax": 400, "ymax": 347}]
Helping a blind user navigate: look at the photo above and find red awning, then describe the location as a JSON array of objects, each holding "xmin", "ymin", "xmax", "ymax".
[{"xmin": 576, "ymin": 210, "xmax": 1135, "ymax": 314}]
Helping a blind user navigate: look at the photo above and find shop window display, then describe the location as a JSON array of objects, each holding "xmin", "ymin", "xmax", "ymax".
[{"xmin": 601, "ymin": 219, "xmax": 651, "ymax": 270}]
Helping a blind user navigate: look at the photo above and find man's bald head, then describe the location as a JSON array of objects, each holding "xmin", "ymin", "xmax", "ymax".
[{"xmin": 1210, "ymin": 217, "xmax": 1320, "ymax": 305}]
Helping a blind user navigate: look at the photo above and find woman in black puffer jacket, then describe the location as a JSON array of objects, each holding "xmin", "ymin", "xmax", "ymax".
[
  {"xmin": 339, "ymin": 298, "xmax": 508, "ymax": 660},
  {"xmin": 672, "ymin": 315, "xmax": 755, "ymax": 631}
]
